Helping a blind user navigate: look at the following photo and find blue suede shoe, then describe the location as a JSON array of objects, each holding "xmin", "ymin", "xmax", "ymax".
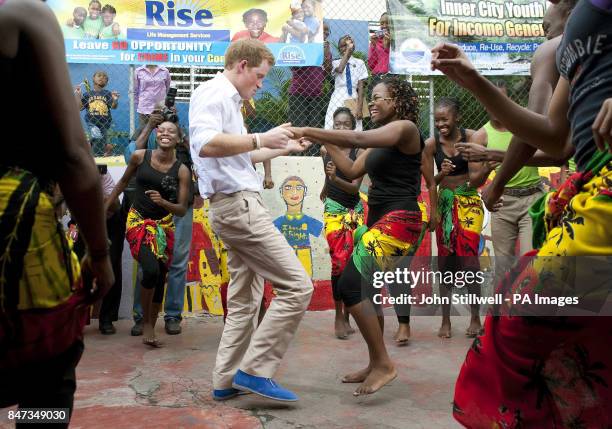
[
  {"xmin": 212, "ymin": 388, "xmax": 241, "ymax": 401},
  {"xmin": 232, "ymin": 370, "xmax": 299, "ymax": 402}
]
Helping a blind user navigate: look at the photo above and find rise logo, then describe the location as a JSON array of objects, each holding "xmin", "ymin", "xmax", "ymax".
[{"xmin": 145, "ymin": 1, "xmax": 213, "ymax": 27}]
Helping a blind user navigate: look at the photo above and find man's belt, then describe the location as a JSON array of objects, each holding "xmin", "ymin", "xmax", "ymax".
[
  {"xmin": 209, "ymin": 190, "xmax": 260, "ymax": 203},
  {"xmin": 503, "ymin": 183, "xmax": 543, "ymax": 197}
]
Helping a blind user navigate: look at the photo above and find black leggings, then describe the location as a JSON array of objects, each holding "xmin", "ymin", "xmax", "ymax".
[
  {"xmin": 338, "ymin": 258, "xmax": 373, "ymax": 307},
  {"xmin": 331, "ymin": 275, "xmax": 342, "ymax": 301},
  {"xmin": 338, "ymin": 202, "xmax": 419, "ymax": 324},
  {"xmin": 138, "ymin": 244, "xmax": 167, "ymax": 304},
  {"xmin": 389, "ymin": 256, "xmax": 412, "ymax": 324},
  {"xmin": 338, "ymin": 258, "xmax": 411, "ymax": 323}
]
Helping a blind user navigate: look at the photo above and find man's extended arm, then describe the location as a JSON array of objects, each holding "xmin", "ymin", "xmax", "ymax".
[
  {"xmin": 200, "ymin": 126, "xmax": 293, "ymax": 158},
  {"xmin": 189, "ymin": 92, "xmax": 293, "ymax": 158}
]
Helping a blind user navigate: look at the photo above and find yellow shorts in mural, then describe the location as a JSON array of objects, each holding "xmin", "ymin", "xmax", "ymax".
[
  {"xmin": 295, "ymin": 247, "xmax": 313, "ymax": 278},
  {"xmin": 188, "ymin": 198, "xmax": 229, "ymax": 316}
]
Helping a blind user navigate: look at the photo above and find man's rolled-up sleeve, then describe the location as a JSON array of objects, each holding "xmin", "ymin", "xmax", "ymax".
[{"xmin": 189, "ymin": 88, "xmax": 223, "ymax": 157}]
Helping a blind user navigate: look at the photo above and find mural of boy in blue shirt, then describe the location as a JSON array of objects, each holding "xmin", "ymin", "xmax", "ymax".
[
  {"xmin": 273, "ymin": 176, "xmax": 323, "ymax": 277},
  {"xmin": 75, "ymin": 70, "xmax": 118, "ymax": 156}
]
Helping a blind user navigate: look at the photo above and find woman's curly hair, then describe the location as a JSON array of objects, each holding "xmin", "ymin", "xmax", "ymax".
[{"xmin": 376, "ymin": 76, "xmax": 420, "ymax": 124}]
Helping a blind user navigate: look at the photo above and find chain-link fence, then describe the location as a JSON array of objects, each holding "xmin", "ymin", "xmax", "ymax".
[
  {"xmin": 69, "ymin": 64, "xmax": 132, "ymax": 157},
  {"xmin": 71, "ymin": 0, "xmax": 530, "ymax": 158}
]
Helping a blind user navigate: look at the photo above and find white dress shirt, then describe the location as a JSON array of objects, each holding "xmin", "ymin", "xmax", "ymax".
[{"xmin": 189, "ymin": 72, "xmax": 261, "ymax": 198}]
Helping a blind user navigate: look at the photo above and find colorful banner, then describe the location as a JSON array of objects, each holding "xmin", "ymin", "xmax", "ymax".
[
  {"xmin": 49, "ymin": 0, "xmax": 325, "ymax": 67},
  {"xmin": 387, "ymin": 0, "xmax": 547, "ymax": 75}
]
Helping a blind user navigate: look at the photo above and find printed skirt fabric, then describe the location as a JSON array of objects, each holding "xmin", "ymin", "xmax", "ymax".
[
  {"xmin": 0, "ymin": 167, "xmax": 87, "ymax": 368},
  {"xmin": 453, "ymin": 152, "xmax": 612, "ymax": 428},
  {"xmin": 126, "ymin": 208, "xmax": 175, "ymax": 265},
  {"xmin": 351, "ymin": 209, "xmax": 425, "ymax": 282},
  {"xmin": 323, "ymin": 197, "xmax": 364, "ymax": 277},
  {"xmin": 436, "ymin": 184, "xmax": 483, "ymax": 272},
  {"xmin": 436, "ymin": 184, "xmax": 484, "ymax": 258}
]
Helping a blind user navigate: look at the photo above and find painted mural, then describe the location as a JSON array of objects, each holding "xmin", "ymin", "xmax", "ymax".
[
  {"xmin": 183, "ymin": 196, "xmax": 228, "ymax": 316},
  {"xmin": 273, "ymin": 175, "xmax": 324, "ymax": 277}
]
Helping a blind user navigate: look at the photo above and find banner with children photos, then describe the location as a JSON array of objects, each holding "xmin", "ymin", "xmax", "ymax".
[
  {"xmin": 49, "ymin": 0, "xmax": 325, "ymax": 67},
  {"xmin": 387, "ymin": 0, "xmax": 548, "ymax": 75}
]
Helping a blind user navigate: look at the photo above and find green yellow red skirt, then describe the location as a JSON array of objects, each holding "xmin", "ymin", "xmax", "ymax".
[{"xmin": 125, "ymin": 207, "xmax": 175, "ymax": 264}]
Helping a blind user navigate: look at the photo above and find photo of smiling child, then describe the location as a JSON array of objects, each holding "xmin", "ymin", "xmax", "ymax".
[
  {"xmin": 82, "ymin": 0, "xmax": 103, "ymax": 38},
  {"xmin": 63, "ymin": 1, "xmax": 122, "ymax": 39},
  {"xmin": 99, "ymin": 4, "xmax": 122, "ymax": 39},
  {"xmin": 281, "ymin": 0, "xmax": 320, "ymax": 43},
  {"xmin": 62, "ymin": 6, "xmax": 87, "ymax": 39}
]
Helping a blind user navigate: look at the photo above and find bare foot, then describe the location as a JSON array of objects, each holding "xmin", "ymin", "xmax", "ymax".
[
  {"xmin": 143, "ymin": 337, "xmax": 163, "ymax": 348},
  {"xmin": 142, "ymin": 325, "xmax": 162, "ymax": 348},
  {"xmin": 342, "ymin": 366, "xmax": 371, "ymax": 383},
  {"xmin": 345, "ymin": 321, "xmax": 355, "ymax": 335},
  {"xmin": 335, "ymin": 318, "xmax": 348, "ymax": 339},
  {"xmin": 353, "ymin": 364, "xmax": 397, "ymax": 396},
  {"xmin": 465, "ymin": 317, "xmax": 482, "ymax": 338},
  {"xmin": 438, "ymin": 322, "xmax": 452, "ymax": 339},
  {"xmin": 395, "ymin": 323, "xmax": 410, "ymax": 345}
]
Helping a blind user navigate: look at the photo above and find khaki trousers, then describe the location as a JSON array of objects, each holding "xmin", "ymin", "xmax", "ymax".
[
  {"xmin": 209, "ymin": 191, "xmax": 313, "ymax": 389},
  {"xmin": 491, "ymin": 190, "xmax": 543, "ymax": 281},
  {"xmin": 491, "ymin": 191, "xmax": 543, "ymax": 257}
]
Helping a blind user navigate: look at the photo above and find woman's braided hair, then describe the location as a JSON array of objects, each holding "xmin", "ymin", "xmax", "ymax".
[
  {"xmin": 333, "ymin": 107, "xmax": 357, "ymax": 129},
  {"xmin": 435, "ymin": 97, "xmax": 461, "ymax": 116},
  {"xmin": 378, "ymin": 75, "xmax": 420, "ymax": 124}
]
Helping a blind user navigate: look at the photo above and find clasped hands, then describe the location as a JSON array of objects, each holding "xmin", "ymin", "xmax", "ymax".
[{"xmin": 258, "ymin": 123, "xmax": 312, "ymax": 153}]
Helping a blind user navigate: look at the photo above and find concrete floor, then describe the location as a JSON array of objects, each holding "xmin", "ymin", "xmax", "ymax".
[{"xmin": 1, "ymin": 312, "xmax": 473, "ymax": 429}]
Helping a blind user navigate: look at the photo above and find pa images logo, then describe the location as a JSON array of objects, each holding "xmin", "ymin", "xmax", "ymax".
[{"xmin": 277, "ymin": 45, "xmax": 306, "ymax": 65}]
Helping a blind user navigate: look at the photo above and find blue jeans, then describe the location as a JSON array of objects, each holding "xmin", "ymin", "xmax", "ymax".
[
  {"xmin": 86, "ymin": 120, "xmax": 110, "ymax": 156},
  {"xmin": 133, "ymin": 205, "xmax": 193, "ymax": 322}
]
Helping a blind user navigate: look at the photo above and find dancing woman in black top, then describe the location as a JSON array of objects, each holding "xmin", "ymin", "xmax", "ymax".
[
  {"xmin": 291, "ymin": 76, "xmax": 436, "ymax": 396},
  {"xmin": 423, "ymin": 97, "xmax": 489, "ymax": 339},
  {"xmin": 106, "ymin": 121, "xmax": 190, "ymax": 347}
]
